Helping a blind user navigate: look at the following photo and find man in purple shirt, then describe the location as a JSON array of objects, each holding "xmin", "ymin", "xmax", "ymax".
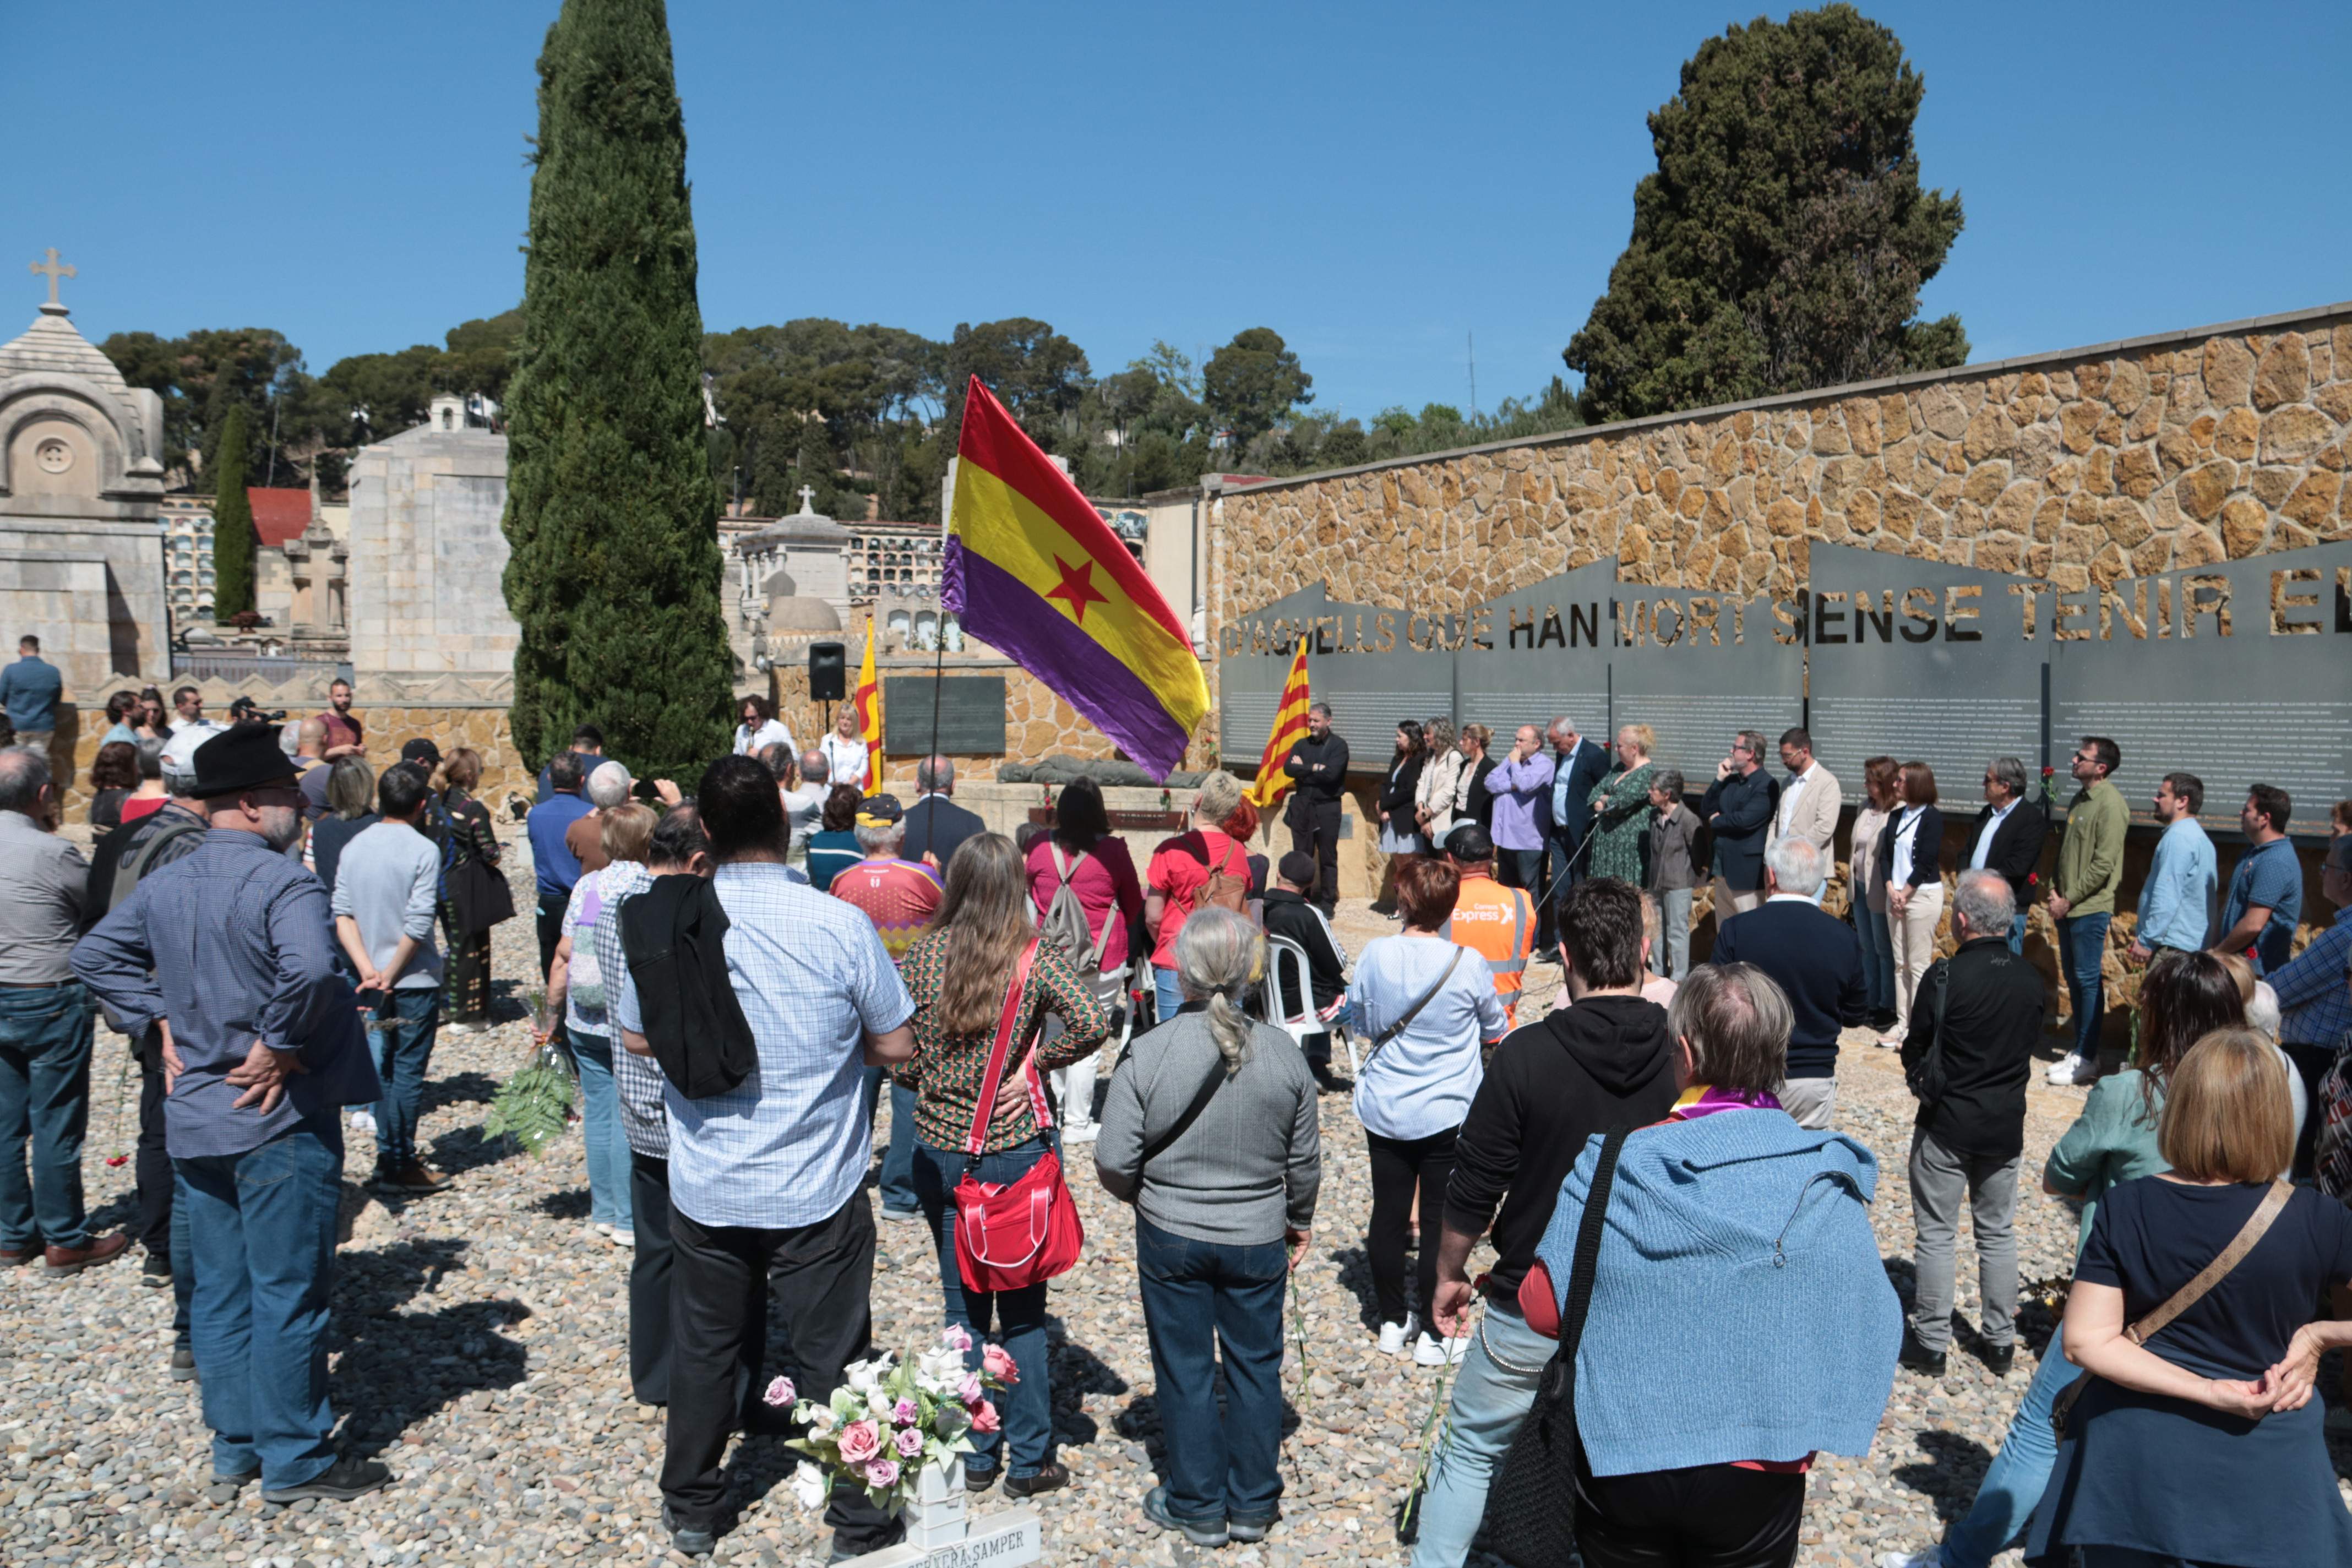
[{"xmin": 1479, "ymin": 725, "xmax": 1555, "ymax": 895}]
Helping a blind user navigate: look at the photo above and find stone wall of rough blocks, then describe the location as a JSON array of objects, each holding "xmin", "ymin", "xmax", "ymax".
[{"xmin": 1210, "ymin": 308, "xmax": 2352, "ymax": 625}]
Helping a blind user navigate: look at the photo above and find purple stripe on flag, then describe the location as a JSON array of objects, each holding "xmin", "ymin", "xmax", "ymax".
[{"xmin": 946, "ymin": 541, "xmax": 1191, "ymax": 780}]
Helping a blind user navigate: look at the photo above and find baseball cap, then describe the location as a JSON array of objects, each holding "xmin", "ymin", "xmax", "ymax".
[{"xmin": 856, "ymin": 793, "xmax": 905, "ymax": 827}]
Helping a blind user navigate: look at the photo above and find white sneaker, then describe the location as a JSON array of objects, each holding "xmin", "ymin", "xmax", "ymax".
[
  {"xmin": 605, "ymin": 1226, "xmax": 636, "ymax": 1249},
  {"xmin": 2046, "ymin": 1054, "xmax": 2096, "ymax": 1086},
  {"xmin": 1413, "ymin": 1332, "xmax": 1471, "ymax": 1367},
  {"xmin": 1377, "ymin": 1315, "xmax": 1419, "ymax": 1357},
  {"xmin": 1061, "ymin": 1121, "xmax": 1099, "ymax": 1145},
  {"xmin": 349, "ymin": 1110, "xmax": 377, "ymax": 1136},
  {"xmin": 1876, "ymin": 1549, "xmax": 1944, "ymax": 1568}
]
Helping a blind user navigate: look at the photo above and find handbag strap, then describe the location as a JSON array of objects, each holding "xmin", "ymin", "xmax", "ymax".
[
  {"xmin": 1370, "ymin": 946, "xmax": 1466, "ymax": 1054},
  {"xmin": 964, "ymin": 940, "xmax": 1041, "ymax": 1161},
  {"xmin": 1555, "ymin": 1126, "xmax": 1632, "ymax": 1365},
  {"xmin": 2125, "ymin": 1178, "xmax": 2294, "ymax": 1346}
]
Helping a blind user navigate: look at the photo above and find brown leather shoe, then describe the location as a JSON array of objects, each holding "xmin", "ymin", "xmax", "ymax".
[
  {"xmin": 43, "ymin": 1232, "xmax": 131, "ymax": 1276},
  {"xmin": 386, "ymin": 1162, "xmax": 450, "ymax": 1194},
  {"xmin": 0, "ymin": 1244, "xmax": 39, "ymax": 1268}
]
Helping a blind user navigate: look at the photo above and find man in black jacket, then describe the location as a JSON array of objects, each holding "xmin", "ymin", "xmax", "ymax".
[
  {"xmin": 1962, "ymin": 755, "xmax": 2047, "ymax": 954},
  {"xmin": 1538, "ymin": 716, "xmax": 1611, "ymax": 956},
  {"xmin": 1282, "ymin": 704, "xmax": 1349, "ymax": 915},
  {"xmin": 1700, "ymin": 728, "xmax": 1779, "ymax": 933},
  {"xmin": 1417, "ymin": 878, "xmax": 1679, "ymax": 1566},
  {"xmin": 1710, "ymin": 839, "xmax": 1867, "ymax": 1130},
  {"xmin": 901, "ymin": 755, "xmax": 986, "ymax": 870},
  {"xmin": 1260, "ymin": 851, "xmax": 1348, "ymax": 1080},
  {"xmin": 1897, "ymin": 869, "xmax": 2045, "ymax": 1378}
]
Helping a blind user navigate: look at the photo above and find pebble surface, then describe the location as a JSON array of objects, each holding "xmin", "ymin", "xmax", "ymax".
[{"xmin": 7, "ymin": 836, "xmax": 2347, "ymax": 1567}]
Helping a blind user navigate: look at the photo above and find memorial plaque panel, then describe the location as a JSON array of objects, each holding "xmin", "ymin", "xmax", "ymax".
[
  {"xmin": 1216, "ymin": 582, "xmax": 1450, "ymax": 763},
  {"xmin": 1805, "ymin": 544, "xmax": 2045, "ymax": 805},
  {"xmin": 1454, "ymin": 563, "xmax": 1613, "ymax": 740},
  {"xmin": 882, "ymin": 675, "xmax": 1008, "ymax": 756},
  {"xmin": 1607, "ymin": 584, "xmax": 1803, "ymax": 780},
  {"xmin": 2048, "ymin": 542, "xmax": 2352, "ymax": 836},
  {"xmin": 1216, "ymin": 583, "xmax": 1324, "ymax": 764}
]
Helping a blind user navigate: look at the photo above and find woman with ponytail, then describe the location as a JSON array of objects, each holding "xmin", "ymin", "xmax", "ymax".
[{"xmin": 1096, "ymin": 907, "xmax": 1324, "ymax": 1548}]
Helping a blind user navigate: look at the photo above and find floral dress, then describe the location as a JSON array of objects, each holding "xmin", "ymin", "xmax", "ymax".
[{"xmin": 1585, "ymin": 761, "xmax": 1658, "ymax": 884}]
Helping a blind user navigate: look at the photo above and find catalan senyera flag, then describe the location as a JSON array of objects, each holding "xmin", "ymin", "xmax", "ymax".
[
  {"xmin": 1246, "ymin": 641, "xmax": 1312, "ymax": 811},
  {"xmin": 852, "ymin": 617, "xmax": 882, "ymax": 791},
  {"xmin": 943, "ymin": 377, "xmax": 1208, "ymax": 780}
]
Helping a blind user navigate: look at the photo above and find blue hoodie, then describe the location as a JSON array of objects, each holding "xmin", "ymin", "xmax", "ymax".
[{"xmin": 1535, "ymin": 1108, "xmax": 1900, "ymax": 1476}]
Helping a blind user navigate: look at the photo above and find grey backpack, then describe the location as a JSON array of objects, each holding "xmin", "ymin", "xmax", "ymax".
[{"xmin": 1039, "ymin": 844, "xmax": 1120, "ymax": 1004}]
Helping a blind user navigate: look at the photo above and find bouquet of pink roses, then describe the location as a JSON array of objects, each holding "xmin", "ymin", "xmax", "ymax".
[{"xmin": 771, "ymin": 1326, "xmax": 1019, "ymax": 1513}]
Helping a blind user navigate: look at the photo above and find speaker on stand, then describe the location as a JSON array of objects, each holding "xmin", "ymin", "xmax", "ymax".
[{"xmin": 809, "ymin": 641, "xmax": 847, "ymax": 734}]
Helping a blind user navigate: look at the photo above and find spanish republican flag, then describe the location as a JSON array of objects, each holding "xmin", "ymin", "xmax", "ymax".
[
  {"xmin": 1246, "ymin": 641, "xmax": 1311, "ymax": 811},
  {"xmin": 943, "ymin": 377, "xmax": 1208, "ymax": 780},
  {"xmin": 852, "ymin": 617, "xmax": 882, "ymax": 791}
]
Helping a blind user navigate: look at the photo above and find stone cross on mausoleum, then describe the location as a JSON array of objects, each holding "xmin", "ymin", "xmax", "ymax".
[{"xmin": 29, "ymin": 248, "xmax": 75, "ymax": 308}]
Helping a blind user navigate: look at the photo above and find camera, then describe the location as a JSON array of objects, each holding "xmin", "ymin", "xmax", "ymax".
[{"xmin": 227, "ymin": 697, "xmax": 288, "ymax": 725}]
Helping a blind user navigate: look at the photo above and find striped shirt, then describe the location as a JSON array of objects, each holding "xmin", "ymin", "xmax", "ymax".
[
  {"xmin": 609, "ymin": 861, "xmax": 912, "ymax": 1229},
  {"xmin": 587, "ymin": 861, "xmax": 665, "ymax": 1157}
]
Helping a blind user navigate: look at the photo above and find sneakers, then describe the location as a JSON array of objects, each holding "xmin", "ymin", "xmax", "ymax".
[
  {"xmin": 1004, "ymin": 1462, "xmax": 1069, "ymax": 1500},
  {"xmin": 662, "ymin": 1503, "xmax": 715, "ymax": 1557},
  {"xmin": 2046, "ymin": 1054, "xmax": 2098, "ymax": 1086},
  {"xmin": 349, "ymin": 1109, "xmax": 378, "ymax": 1136},
  {"xmin": 262, "ymin": 1455, "xmax": 393, "ymax": 1504},
  {"xmin": 1414, "ymin": 1332, "xmax": 1471, "ymax": 1367},
  {"xmin": 1228, "ymin": 1505, "xmax": 1281, "ymax": 1543},
  {"xmin": 1876, "ymin": 1032, "xmax": 1905, "ymax": 1050},
  {"xmin": 1877, "ymin": 1550, "xmax": 1945, "ymax": 1568},
  {"xmin": 1061, "ymin": 1121, "xmax": 1099, "ymax": 1145},
  {"xmin": 43, "ymin": 1232, "xmax": 130, "ymax": 1276},
  {"xmin": 593, "ymin": 1223, "xmax": 636, "ymax": 1249},
  {"xmin": 1143, "ymin": 1485, "xmax": 1229, "ymax": 1547},
  {"xmin": 140, "ymin": 1250, "xmax": 172, "ymax": 1288},
  {"xmin": 169, "ymin": 1342, "xmax": 198, "ymax": 1382},
  {"xmin": 1377, "ymin": 1314, "xmax": 1420, "ymax": 1357},
  {"xmin": 879, "ymin": 1206, "xmax": 924, "ymax": 1224}
]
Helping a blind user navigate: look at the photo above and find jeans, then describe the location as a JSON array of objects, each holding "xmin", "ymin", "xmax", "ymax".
[
  {"xmin": 2006, "ymin": 911, "xmax": 2028, "ymax": 956},
  {"xmin": 861, "ymin": 1066, "xmax": 919, "ymax": 1213},
  {"xmin": 569, "ymin": 1032, "xmax": 633, "ymax": 1231},
  {"xmin": 1908, "ymin": 1128, "xmax": 2020, "ymax": 1354},
  {"xmin": 1854, "ymin": 904, "xmax": 1897, "ymax": 1012},
  {"xmin": 1941, "ymin": 1321, "xmax": 2068, "ymax": 1568},
  {"xmin": 175, "ymin": 1121, "xmax": 345, "ymax": 1489},
  {"xmin": 1154, "ymin": 965, "xmax": 1183, "ymax": 1028},
  {"xmin": 663, "ymin": 1195, "xmax": 898, "ymax": 1553},
  {"xmin": 1411, "ymin": 1300, "xmax": 1552, "ymax": 1567},
  {"xmin": 0, "ymin": 979, "xmax": 95, "ymax": 1250},
  {"xmin": 912, "ymin": 1137, "xmax": 1056, "ymax": 1478},
  {"xmin": 368, "ymin": 987, "xmax": 439, "ymax": 1175},
  {"xmin": 2056, "ymin": 911, "xmax": 2113, "ymax": 1063},
  {"xmin": 1365, "ymin": 1125, "xmax": 1456, "ymax": 1327},
  {"xmin": 1135, "ymin": 1216, "xmax": 1288, "ymax": 1524},
  {"xmin": 629, "ymin": 1152, "xmax": 673, "ymax": 1404},
  {"xmin": 1574, "ymin": 1450, "xmax": 1805, "ymax": 1568},
  {"xmin": 1650, "ymin": 887, "xmax": 1692, "ymax": 980}
]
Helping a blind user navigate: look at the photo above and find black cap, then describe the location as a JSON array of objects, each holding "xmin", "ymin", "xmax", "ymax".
[
  {"xmin": 856, "ymin": 794, "xmax": 905, "ymax": 826},
  {"xmin": 1444, "ymin": 823, "xmax": 1494, "ymax": 862},
  {"xmin": 190, "ymin": 722, "xmax": 301, "ymax": 799},
  {"xmin": 1277, "ymin": 851, "xmax": 1317, "ymax": 887},
  {"xmin": 400, "ymin": 738, "xmax": 443, "ymax": 767}
]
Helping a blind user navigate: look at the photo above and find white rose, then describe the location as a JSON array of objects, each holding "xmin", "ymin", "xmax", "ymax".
[
  {"xmin": 867, "ymin": 1387, "xmax": 894, "ymax": 1417},
  {"xmin": 846, "ymin": 1361, "xmax": 881, "ymax": 1393},
  {"xmin": 790, "ymin": 1464, "xmax": 829, "ymax": 1511}
]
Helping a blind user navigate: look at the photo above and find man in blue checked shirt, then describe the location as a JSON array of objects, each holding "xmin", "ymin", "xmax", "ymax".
[
  {"xmin": 610, "ymin": 756, "xmax": 916, "ymax": 1562},
  {"xmin": 2269, "ymin": 835, "xmax": 2351, "ymax": 1174},
  {"xmin": 2129, "ymin": 772, "xmax": 2216, "ymax": 963},
  {"xmin": 72, "ymin": 723, "xmax": 387, "ymax": 1506}
]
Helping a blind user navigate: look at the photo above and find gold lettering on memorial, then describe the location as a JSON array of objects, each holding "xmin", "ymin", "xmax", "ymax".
[
  {"xmin": 2183, "ymin": 574, "xmax": 2230, "ymax": 638},
  {"xmin": 1944, "ymin": 584, "xmax": 1982, "ymax": 641},
  {"xmin": 2269, "ymin": 569, "xmax": 2320, "ymax": 636}
]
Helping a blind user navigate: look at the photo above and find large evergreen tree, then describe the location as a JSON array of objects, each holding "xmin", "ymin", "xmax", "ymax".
[
  {"xmin": 502, "ymin": 0, "xmax": 732, "ymax": 775},
  {"xmin": 209, "ymin": 403, "xmax": 257, "ymax": 622},
  {"xmin": 1564, "ymin": 4, "xmax": 1966, "ymax": 423},
  {"xmin": 1204, "ymin": 327, "xmax": 1313, "ymax": 453}
]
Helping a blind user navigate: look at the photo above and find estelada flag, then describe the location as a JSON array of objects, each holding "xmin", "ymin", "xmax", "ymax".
[
  {"xmin": 852, "ymin": 616, "xmax": 882, "ymax": 791},
  {"xmin": 942, "ymin": 377, "xmax": 1208, "ymax": 781},
  {"xmin": 1246, "ymin": 641, "xmax": 1312, "ymax": 811}
]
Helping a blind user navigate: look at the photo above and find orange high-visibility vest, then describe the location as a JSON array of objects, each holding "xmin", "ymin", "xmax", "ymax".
[{"xmin": 1444, "ymin": 871, "xmax": 1535, "ymax": 1025}]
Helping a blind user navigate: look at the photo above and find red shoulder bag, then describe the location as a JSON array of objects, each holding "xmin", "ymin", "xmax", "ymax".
[{"xmin": 951, "ymin": 941, "xmax": 1086, "ymax": 1294}]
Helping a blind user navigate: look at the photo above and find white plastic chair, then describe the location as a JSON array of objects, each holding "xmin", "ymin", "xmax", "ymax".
[{"xmin": 1262, "ymin": 935, "xmax": 1357, "ymax": 1076}]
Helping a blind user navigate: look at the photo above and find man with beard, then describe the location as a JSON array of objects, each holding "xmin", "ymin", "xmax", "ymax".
[{"xmin": 73, "ymin": 723, "xmax": 389, "ymax": 1504}]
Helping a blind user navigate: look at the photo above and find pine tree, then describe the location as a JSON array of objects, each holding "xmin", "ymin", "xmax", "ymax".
[
  {"xmin": 209, "ymin": 403, "xmax": 257, "ymax": 622},
  {"xmin": 792, "ymin": 414, "xmax": 837, "ymax": 515},
  {"xmin": 1564, "ymin": 4, "xmax": 1967, "ymax": 423},
  {"xmin": 502, "ymin": 0, "xmax": 732, "ymax": 776}
]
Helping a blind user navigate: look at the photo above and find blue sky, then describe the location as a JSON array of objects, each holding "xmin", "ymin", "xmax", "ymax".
[{"xmin": 8, "ymin": 2, "xmax": 2349, "ymax": 419}]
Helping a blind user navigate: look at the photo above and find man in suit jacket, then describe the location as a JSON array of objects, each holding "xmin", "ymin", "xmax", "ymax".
[
  {"xmin": 1962, "ymin": 755, "xmax": 2048, "ymax": 953},
  {"xmin": 1764, "ymin": 727, "xmax": 1841, "ymax": 907},
  {"xmin": 1709, "ymin": 838, "xmax": 1867, "ymax": 1130},
  {"xmin": 1700, "ymin": 729, "xmax": 1780, "ymax": 929},
  {"xmin": 1538, "ymin": 716, "xmax": 1611, "ymax": 956},
  {"xmin": 901, "ymin": 756, "xmax": 986, "ymax": 870}
]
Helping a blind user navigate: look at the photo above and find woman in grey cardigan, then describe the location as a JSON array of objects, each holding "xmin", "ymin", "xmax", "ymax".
[{"xmin": 1097, "ymin": 907, "xmax": 1322, "ymax": 1550}]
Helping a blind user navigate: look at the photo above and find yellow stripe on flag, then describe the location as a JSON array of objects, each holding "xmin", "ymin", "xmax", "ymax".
[
  {"xmin": 852, "ymin": 617, "xmax": 882, "ymax": 791},
  {"xmin": 1247, "ymin": 642, "xmax": 1314, "ymax": 810}
]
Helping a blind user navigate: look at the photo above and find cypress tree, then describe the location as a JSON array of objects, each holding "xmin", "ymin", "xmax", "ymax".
[
  {"xmin": 793, "ymin": 415, "xmax": 837, "ymax": 515},
  {"xmin": 502, "ymin": 0, "xmax": 732, "ymax": 776},
  {"xmin": 209, "ymin": 403, "xmax": 257, "ymax": 622}
]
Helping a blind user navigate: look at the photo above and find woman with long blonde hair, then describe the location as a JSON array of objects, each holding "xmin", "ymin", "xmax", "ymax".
[{"xmin": 899, "ymin": 832, "xmax": 1111, "ymax": 1498}]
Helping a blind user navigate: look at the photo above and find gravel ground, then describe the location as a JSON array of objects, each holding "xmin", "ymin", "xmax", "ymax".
[{"xmin": 6, "ymin": 835, "xmax": 2346, "ymax": 1567}]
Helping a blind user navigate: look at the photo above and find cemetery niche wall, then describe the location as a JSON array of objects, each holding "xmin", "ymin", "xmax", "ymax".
[{"xmin": 1221, "ymin": 539, "xmax": 2352, "ymax": 838}]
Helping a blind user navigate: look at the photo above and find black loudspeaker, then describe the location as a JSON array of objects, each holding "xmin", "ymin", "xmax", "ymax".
[{"xmin": 809, "ymin": 641, "xmax": 847, "ymax": 701}]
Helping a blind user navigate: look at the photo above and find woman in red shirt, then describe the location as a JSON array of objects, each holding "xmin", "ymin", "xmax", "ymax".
[
  {"xmin": 1145, "ymin": 771, "xmax": 1252, "ymax": 1026},
  {"xmin": 1026, "ymin": 778, "xmax": 1146, "ymax": 1141}
]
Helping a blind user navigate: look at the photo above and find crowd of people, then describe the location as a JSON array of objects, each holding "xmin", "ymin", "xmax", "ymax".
[{"xmin": 3, "ymin": 656, "xmax": 2351, "ymax": 1564}]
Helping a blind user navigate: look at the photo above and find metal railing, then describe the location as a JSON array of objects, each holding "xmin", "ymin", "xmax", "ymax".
[{"xmin": 169, "ymin": 652, "xmax": 346, "ymax": 687}]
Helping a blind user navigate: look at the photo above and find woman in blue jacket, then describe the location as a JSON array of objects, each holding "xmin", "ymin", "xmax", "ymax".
[{"xmin": 1517, "ymin": 962, "xmax": 1901, "ymax": 1566}]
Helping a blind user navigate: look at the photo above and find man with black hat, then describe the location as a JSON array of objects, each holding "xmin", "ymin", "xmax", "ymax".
[
  {"xmin": 1261, "ymin": 848, "xmax": 1349, "ymax": 1081},
  {"xmin": 1442, "ymin": 823, "xmax": 1536, "ymax": 1029},
  {"xmin": 72, "ymin": 722, "xmax": 390, "ymax": 1505}
]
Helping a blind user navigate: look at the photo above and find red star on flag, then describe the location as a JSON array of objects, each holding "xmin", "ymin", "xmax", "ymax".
[{"xmin": 1044, "ymin": 555, "xmax": 1110, "ymax": 623}]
